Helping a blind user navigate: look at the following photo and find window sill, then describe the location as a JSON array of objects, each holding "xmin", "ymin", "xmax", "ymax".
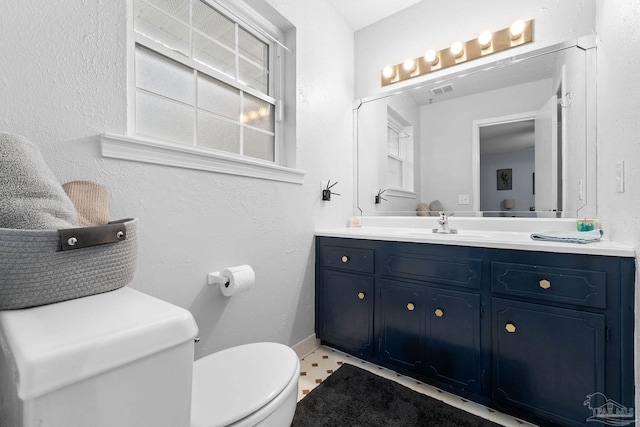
[
  {"xmin": 101, "ymin": 134, "xmax": 305, "ymax": 184},
  {"xmin": 386, "ymin": 188, "xmax": 416, "ymax": 199}
]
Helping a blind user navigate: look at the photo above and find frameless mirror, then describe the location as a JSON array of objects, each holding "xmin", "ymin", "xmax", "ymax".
[{"xmin": 355, "ymin": 42, "xmax": 596, "ymax": 218}]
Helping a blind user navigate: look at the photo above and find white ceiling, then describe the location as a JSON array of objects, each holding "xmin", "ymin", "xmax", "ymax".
[{"xmin": 326, "ymin": 0, "xmax": 423, "ymax": 31}]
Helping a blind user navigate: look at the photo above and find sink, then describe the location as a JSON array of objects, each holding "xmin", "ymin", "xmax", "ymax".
[{"xmin": 401, "ymin": 229, "xmax": 488, "ymax": 238}]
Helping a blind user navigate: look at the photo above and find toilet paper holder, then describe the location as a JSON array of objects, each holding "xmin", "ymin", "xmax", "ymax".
[{"xmin": 207, "ymin": 271, "xmax": 230, "ymax": 288}]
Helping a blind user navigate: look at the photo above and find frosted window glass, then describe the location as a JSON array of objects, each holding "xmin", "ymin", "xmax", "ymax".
[
  {"xmin": 193, "ymin": 32, "xmax": 235, "ymax": 77},
  {"xmin": 198, "ymin": 112, "xmax": 240, "ymax": 154},
  {"xmin": 136, "ymin": 90, "xmax": 194, "ymax": 144},
  {"xmin": 243, "ymin": 93, "xmax": 274, "ymax": 132},
  {"xmin": 134, "ymin": 0, "xmax": 189, "ymax": 56},
  {"xmin": 142, "ymin": 0, "xmax": 189, "ymax": 22},
  {"xmin": 387, "ymin": 156, "xmax": 402, "ymax": 188},
  {"xmin": 197, "ymin": 74, "xmax": 240, "ymax": 120},
  {"xmin": 239, "ymin": 28, "xmax": 268, "ymax": 67},
  {"xmin": 388, "ymin": 126, "xmax": 400, "ymax": 157},
  {"xmin": 192, "ymin": 0, "xmax": 235, "ymax": 49},
  {"xmin": 243, "ymin": 128, "xmax": 274, "ymax": 162},
  {"xmin": 239, "ymin": 59, "xmax": 268, "ymax": 93},
  {"xmin": 136, "ymin": 45, "xmax": 195, "ymax": 105}
]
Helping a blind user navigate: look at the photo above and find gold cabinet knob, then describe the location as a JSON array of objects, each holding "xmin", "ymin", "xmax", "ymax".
[
  {"xmin": 539, "ymin": 279, "xmax": 551, "ymax": 289},
  {"xmin": 435, "ymin": 308, "xmax": 444, "ymax": 317},
  {"xmin": 341, "ymin": 255, "xmax": 349, "ymax": 263},
  {"xmin": 407, "ymin": 302, "xmax": 415, "ymax": 311},
  {"xmin": 505, "ymin": 323, "xmax": 517, "ymax": 333},
  {"xmin": 357, "ymin": 292, "xmax": 365, "ymax": 300}
]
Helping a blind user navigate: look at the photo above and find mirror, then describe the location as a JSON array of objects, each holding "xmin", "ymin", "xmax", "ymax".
[{"xmin": 355, "ymin": 42, "xmax": 596, "ymax": 218}]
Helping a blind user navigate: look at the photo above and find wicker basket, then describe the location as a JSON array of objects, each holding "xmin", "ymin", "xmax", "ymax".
[{"xmin": 0, "ymin": 218, "xmax": 138, "ymax": 310}]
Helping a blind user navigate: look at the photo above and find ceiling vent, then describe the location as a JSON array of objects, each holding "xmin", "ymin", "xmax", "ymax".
[{"xmin": 430, "ymin": 83, "xmax": 454, "ymax": 96}]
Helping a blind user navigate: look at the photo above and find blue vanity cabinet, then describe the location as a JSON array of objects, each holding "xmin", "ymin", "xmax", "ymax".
[
  {"xmin": 379, "ymin": 279, "xmax": 427, "ymax": 372},
  {"xmin": 492, "ymin": 298, "xmax": 605, "ymax": 426},
  {"xmin": 379, "ymin": 246, "xmax": 484, "ymax": 393},
  {"xmin": 316, "ymin": 239, "xmax": 376, "ymax": 357},
  {"xmin": 425, "ymin": 288, "xmax": 482, "ymax": 394},
  {"xmin": 315, "ymin": 236, "xmax": 635, "ymax": 427},
  {"xmin": 489, "ymin": 250, "xmax": 635, "ymax": 427}
]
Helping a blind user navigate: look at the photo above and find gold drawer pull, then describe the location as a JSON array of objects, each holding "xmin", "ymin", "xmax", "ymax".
[
  {"xmin": 435, "ymin": 308, "xmax": 444, "ymax": 317},
  {"xmin": 505, "ymin": 323, "xmax": 517, "ymax": 333},
  {"xmin": 358, "ymin": 292, "xmax": 365, "ymax": 300},
  {"xmin": 539, "ymin": 279, "xmax": 551, "ymax": 289},
  {"xmin": 407, "ymin": 302, "xmax": 415, "ymax": 311},
  {"xmin": 341, "ymin": 255, "xmax": 349, "ymax": 263}
]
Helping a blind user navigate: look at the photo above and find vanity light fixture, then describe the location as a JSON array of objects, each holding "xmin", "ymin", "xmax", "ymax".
[
  {"xmin": 381, "ymin": 19, "xmax": 533, "ymax": 86},
  {"xmin": 403, "ymin": 58, "xmax": 416, "ymax": 72},
  {"xmin": 450, "ymin": 41, "xmax": 464, "ymax": 58},
  {"xmin": 424, "ymin": 49, "xmax": 439, "ymax": 66},
  {"xmin": 510, "ymin": 20, "xmax": 526, "ymax": 39},
  {"xmin": 382, "ymin": 66, "xmax": 396, "ymax": 79},
  {"xmin": 478, "ymin": 31, "xmax": 492, "ymax": 49}
]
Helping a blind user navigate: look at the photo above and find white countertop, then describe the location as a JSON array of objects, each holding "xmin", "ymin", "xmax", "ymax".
[{"xmin": 316, "ymin": 217, "xmax": 635, "ymax": 257}]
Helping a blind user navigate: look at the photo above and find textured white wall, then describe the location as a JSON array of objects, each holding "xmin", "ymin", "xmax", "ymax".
[
  {"xmin": 594, "ymin": 0, "xmax": 640, "ymax": 411},
  {"xmin": 0, "ymin": 0, "xmax": 354, "ymax": 358}
]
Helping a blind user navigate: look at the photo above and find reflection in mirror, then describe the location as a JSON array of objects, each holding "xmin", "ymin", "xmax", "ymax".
[
  {"xmin": 356, "ymin": 42, "xmax": 595, "ymax": 218},
  {"xmin": 479, "ymin": 119, "xmax": 537, "ymax": 214}
]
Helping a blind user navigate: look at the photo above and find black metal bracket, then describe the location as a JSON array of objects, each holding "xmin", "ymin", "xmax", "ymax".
[
  {"xmin": 322, "ymin": 180, "xmax": 340, "ymax": 201},
  {"xmin": 375, "ymin": 189, "xmax": 387, "ymax": 204}
]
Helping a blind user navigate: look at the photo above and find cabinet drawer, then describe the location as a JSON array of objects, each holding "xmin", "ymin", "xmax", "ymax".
[
  {"xmin": 322, "ymin": 245, "xmax": 374, "ymax": 274},
  {"xmin": 382, "ymin": 252, "xmax": 481, "ymax": 290},
  {"xmin": 492, "ymin": 262, "xmax": 606, "ymax": 309}
]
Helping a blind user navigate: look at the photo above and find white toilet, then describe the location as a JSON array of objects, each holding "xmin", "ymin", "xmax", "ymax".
[{"xmin": 0, "ymin": 287, "xmax": 300, "ymax": 427}]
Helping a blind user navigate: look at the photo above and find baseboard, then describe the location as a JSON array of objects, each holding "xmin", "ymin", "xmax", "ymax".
[{"xmin": 292, "ymin": 334, "xmax": 320, "ymax": 359}]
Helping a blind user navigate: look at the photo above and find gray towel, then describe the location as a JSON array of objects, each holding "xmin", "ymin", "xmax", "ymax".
[
  {"xmin": 0, "ymin": 133, "xmax": 78, "ymax": 230},
  {"xmin": 530, "ymin": 229, "xmax": 603, "ymax": 244}
]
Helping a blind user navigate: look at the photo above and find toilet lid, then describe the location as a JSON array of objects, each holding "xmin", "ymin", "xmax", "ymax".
[{"xmin": 190, "ymin": 342, "xmax": 299, "ymax": 427}]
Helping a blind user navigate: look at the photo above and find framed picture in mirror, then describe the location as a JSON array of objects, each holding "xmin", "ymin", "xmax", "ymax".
[{"xmin": 497, "ymin": 168, "xmax": 512, "ymax": 190}]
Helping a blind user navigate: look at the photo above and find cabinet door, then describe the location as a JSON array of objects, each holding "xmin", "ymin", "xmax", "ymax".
[
  {"xmin": 319, "ymin": 270, "xmax": 374, "ymax": 356},
  {"xmin": 379, "ymin": 280, "xmax": 426, "ymax": 371},
  {"xmin": 426, "ymin": 289, "xmax": 482, "ymax": 393},
  {"xmin": 492, "ymin": 298, "xmax": 605, "ymax": 427}
]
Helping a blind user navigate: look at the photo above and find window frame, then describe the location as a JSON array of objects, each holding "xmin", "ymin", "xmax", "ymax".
[{"xmin": 101, "ymin": 0, "xmax": 304, "ymax": 184}]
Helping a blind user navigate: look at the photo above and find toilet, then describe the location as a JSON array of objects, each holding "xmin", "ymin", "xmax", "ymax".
[{"xmin": 0, "ymin": 287, "xmax": 300, "ymax": 427}]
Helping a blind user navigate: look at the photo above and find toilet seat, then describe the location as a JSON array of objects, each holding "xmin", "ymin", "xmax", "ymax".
[{"xmin": 190, "ymin": 342, "xmax": 299, "ymax": 427}]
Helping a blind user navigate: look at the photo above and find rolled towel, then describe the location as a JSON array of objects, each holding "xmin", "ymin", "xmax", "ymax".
[
  {"xmin": 429, "ymin": 200, "xmax": 443, "ymax": 216},
  {"xmin": 416, "ymin": 202, "xmax": 430, "ymax": 216},
  {"xmin": 63, "ymin": 181, "xmax": 110, "ymax": 226},
  {"xmin": 0, "ymin": 133, "xmax": 78, "ymax": 230},
  {"xmin": 530, "ymin": 229, "xmax": 603, "ymax": 244}
]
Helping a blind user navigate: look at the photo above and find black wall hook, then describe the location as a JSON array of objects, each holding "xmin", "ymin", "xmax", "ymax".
[
  {"xmin": 322, "ymin": 180, "xmax": 341, "ymax": 201},
  {"xmin": 375, "ymin": 189, "xmax": 387, "ymax": 204}
]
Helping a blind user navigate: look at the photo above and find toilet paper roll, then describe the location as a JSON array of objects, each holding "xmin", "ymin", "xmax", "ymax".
[{"xmin": 220, "ymin": 265, "xmax": 255, "ymax": 297}]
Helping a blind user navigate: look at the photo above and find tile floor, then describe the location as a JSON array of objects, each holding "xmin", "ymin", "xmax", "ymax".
[{"xmin": 297, "ymin": 346, "xmax": 537, "ymax": 427}]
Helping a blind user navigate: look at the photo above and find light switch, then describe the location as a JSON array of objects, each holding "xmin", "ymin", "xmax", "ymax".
[
  {"xmin": 616, "ymin": 161, "xmax": 625, "ymax": 193},
  {"xmin": 458, "ymin": 194, "xmax": 470, "ymax": 205},
  {"xmin": 578, "ymin": 179, "xmax": 583, "ymax": 201}
]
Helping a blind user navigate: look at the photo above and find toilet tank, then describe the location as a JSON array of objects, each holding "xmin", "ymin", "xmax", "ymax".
[{"xmin": 0, "ymin": 287, "xmax": 199, "ymax": 427}]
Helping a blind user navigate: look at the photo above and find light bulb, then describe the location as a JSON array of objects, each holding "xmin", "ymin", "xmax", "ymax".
[
  {"xmin": 478, "ymin": 31, "xmax": 492, "ymax": 49},
  {"xmin": 403, "ymin": 58, "xmax": 416, "ymax": 72},
  {"xmin": 510, "ymin": 20, "xmax": 525, "ymax": 39},
  {"xmin": 424, "ymin": 49, "xmax": 439, "ymax": 66},
  {"xmin": 450, "ymin": 41, "xmax": 464, "ymax": 58},
  {"xmin": 382, "ymin": 66, "xmax": 395, "ymax": 79}
]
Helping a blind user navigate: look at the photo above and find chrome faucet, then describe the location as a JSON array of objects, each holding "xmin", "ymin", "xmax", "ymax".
[{"xmin": 433, "ymin": 212, "xmax": 457, "ymax": 234}]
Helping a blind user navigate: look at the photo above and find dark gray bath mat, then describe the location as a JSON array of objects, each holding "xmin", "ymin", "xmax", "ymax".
[{"xmin": 291, "ymin": 363, "xmax": 502, "ymax": 427}]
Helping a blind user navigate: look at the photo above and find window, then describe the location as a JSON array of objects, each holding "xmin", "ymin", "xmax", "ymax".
[
  {"xmin": 133, "ymin": 0, "xmax": 276, "ymax": 161},
  {"xmin": 386, "ymin": 107, "xmax": 414, "ymax": 192},
  {"xmin": 102, "ymin": 0, "xmax": 303, "ymax": 184}
]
